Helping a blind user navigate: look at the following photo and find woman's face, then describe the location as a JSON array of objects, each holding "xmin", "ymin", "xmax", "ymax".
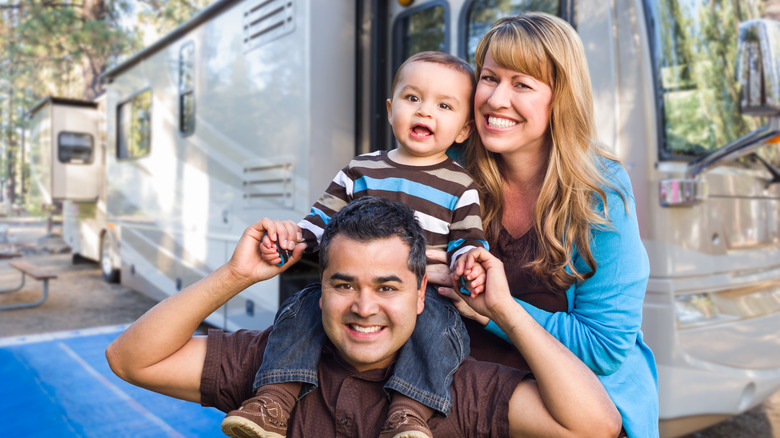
[{"xmin": 474, "ymin": 52, "xmax": 553, "ymax": 158}]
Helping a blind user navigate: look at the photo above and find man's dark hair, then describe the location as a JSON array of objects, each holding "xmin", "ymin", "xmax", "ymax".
[{"xmin": 319, "ymin": 197, "xmax": 427, "ymax": 288}]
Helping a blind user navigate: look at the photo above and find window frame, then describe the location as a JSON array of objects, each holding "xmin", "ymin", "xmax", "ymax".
[
  {"xmin": 457, "ymin": 0, "xmax": 572, "ymax": 64},
  {"xmin": 57, "ymin": 131, "xmax": 95, "ymax": 164},
  {"xmin": 116, "ymin": 88, "xmax": 153, "ymax": 160},
  {"xmin": 391, "ymin": 0, "xmax": 451, "ymax": 74},
  {"xmin": 179, "ymin": 41, "xmax": 196, "ymax": 136}
]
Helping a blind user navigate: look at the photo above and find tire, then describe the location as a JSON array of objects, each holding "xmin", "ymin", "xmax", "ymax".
[{"xmin": 100, "ymin": 234, "xmax": 120, "ymax": 283}]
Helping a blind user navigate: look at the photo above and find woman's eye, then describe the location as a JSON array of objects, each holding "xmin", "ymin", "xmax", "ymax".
[
  {"xmin": 480, "ymin": 75, "xmax": 497, "ymax": 83},
  {"xmin": 515, "ymin": 82, "xmax": 531, "ymax": 90}
]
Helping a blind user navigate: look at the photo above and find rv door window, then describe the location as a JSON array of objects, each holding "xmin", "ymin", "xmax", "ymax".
[
  {"xmin": 117, "ymin": 90, "xmax": 152, "ymax": 159},
  {"xmin": 646, "ymin": 0, "xmax": 772, "ymax": 163},
  {"xmin": 57, "ymin": 132, "xmax": 94, "ymax": 164},
  {"xmin": 179, "ymin": 41, "xmax": 195, "ymax": 136},
  {"xmin": 462, "ymin": 0, "xmax": 562, "ymax": 65},
  {"xmin": 392, "ymin": 1, "xmax": 449, "ymax": 71}
]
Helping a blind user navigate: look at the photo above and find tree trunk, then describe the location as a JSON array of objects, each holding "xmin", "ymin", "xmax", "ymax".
[{"xmin": 81, "ymin": 0, "xmax": 106, "ymax": 100}]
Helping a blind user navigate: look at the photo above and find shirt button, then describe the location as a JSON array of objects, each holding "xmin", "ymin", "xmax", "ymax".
[{"xmin": 339, "ymin": 418, "xmax": 348, "ymax": 425}]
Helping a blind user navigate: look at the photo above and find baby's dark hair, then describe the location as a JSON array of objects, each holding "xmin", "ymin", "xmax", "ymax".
[
  {"xmin": 389, "ymin": 51, "xmax": 476, "ymax": 99},
  {"xmin": 319, "ymin": 197, "xmax": 427, "ymax": 288}
]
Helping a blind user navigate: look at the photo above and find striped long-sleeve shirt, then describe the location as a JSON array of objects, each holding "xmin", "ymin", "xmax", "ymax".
[{"xmin": 299, "ymin": 150, "xmax": 488, "ymax": 267}]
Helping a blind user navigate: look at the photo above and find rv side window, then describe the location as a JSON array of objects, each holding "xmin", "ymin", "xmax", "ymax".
[
  {"xmin": 462, "ymin": 0, "xmax": 562, "ymax": 65},
  {"xmin": 179, "ymin": 41, "xmax": 195, "ymax": 136},
  {"xmin": 392, "ymin": 1, "xmax": 449, "ymax": 71},
  {"xmin": 646, "ymin": 0, "xmax": 768, "ymax": 162},
  {"xmin": 117, "ymin": 90, "xmax": 152, "ymax": 159},
  {"xmin": 57, "ymin": 132, "xmax": 94, "ymax": 164}
]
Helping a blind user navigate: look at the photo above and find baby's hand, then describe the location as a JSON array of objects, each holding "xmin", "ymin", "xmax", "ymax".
[
  {"xmin": 259, "ymin": 219, "xmax": 304, "ymax": 266},
  {"xmin": 453, "ymin": 249, "xmax": 486, "ymax": 297},
  {"xmin": 463, "ymin": 262, "xmax": 486, "ymax": 296}
]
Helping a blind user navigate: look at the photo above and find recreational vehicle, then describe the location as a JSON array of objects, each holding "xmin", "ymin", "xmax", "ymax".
[{"xmin": 26, "ymin": 0, "xmax": 780, "ymax": 436}]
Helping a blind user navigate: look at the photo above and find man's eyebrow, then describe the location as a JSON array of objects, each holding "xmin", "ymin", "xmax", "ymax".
[
  {"xmin": 329, "ymin": 273, "xmax": 355, "ymax": 282},
  {"xmin": 375, "ymin": 275, "xmax": 403, "ymax": 284}
]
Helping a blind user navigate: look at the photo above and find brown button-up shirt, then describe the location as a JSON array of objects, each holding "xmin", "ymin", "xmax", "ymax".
[{"xmin": 201, "ymin": 328, "xmax": 527, "ymax": 437}]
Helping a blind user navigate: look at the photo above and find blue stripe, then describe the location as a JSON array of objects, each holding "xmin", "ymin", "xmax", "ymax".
[
  {"xmin": 353, "ymin": 176, "xmax": 459, "ymax": 209},
  {"xmin": 448, "ymin": 239, "xmax": 490, "ymax": 253},
  {"xmin": 309, "ymin": 206, "xmax": 331, "ymax": 225}
]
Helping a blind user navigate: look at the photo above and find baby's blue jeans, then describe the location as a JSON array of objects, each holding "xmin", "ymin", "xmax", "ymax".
[{"xmin": 253, "ymin": 283, "xmax": 470, "ymax": 416}]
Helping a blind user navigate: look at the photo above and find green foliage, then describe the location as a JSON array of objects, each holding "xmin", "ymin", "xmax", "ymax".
[{"xmin": 0, "ymin": 0, "xmax": 213, "ymax": 208}]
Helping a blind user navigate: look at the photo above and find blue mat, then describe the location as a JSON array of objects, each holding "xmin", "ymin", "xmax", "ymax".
[{"xmin": 0, "ymin": 325, "xmax": 224, "ymax": 437}]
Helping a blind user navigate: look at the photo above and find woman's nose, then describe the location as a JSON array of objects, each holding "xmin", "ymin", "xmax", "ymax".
[{"xmin": 487, "ymin": 83, "xmax": 511, "ymax": 109}]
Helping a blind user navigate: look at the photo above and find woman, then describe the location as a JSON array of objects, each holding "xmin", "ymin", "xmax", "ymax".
[{"xmin": 439, "ymin": 12, "xmax": 659, "ymax": 437}]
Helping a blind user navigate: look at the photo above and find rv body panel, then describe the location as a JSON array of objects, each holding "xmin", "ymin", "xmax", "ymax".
[
  {"xmin": 27, "ymin": 98, "xmax": 102, "ymax": 203},
  {"xmin": 101, "ymin": 0, "xmax": 355, "ymax": 329}
]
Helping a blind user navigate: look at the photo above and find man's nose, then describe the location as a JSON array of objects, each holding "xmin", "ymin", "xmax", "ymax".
[{"xmin": 350, "ymin": 290, "xmax": 379, "ymax": 316}]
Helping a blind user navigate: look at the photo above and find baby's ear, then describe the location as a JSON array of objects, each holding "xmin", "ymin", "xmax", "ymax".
[
  {"xmin": 386, "ymin": 98, "xmax": 393, "ymax": 122},
  {"xmin": 455, "ymin": 120, "xmax": 473, "ymax": 144}
]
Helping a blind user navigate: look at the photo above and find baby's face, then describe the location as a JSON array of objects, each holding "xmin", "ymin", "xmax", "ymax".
[{"xmin": 386, "ymin": 61, "xmax": 473, "ymax": 163}]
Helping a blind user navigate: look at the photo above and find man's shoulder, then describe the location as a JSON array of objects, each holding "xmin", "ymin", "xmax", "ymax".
[{"xmin": 455, "ymin": 356, "xmax": 529, "ymax": 382}]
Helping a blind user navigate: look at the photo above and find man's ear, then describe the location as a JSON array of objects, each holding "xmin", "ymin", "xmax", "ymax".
[
  {"xmin": 416, "ymin": 274, "xmax": 427, "ymax": 315},
  {"xmin": 455, "ymin": 119, "xmax": 473, "ymax": 144},
  {"xmin": 319, "ymin": 296, "xmax": 323, "ymax": 309}
]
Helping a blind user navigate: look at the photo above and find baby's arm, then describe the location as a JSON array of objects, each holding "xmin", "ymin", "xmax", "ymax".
[{"xmin": 259, "ymin": 219, "xmax": 305, "ymax": 267}]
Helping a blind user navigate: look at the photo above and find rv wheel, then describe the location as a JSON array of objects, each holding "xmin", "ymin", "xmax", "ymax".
[{"xmin": 101, "ymin": 235, "xmax": 120, "ymax": 283}]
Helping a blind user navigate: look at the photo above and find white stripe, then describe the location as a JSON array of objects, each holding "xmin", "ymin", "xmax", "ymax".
[
  {"xmin": 58, "ymin": 342, "xmax": 186, "ymax": 438},
  {"xmin": 454, "ymin": 189, "xmax": 480, "ymax": 209},
  {"xmin": 332, "ymin": 170, "xmax": 354, "ymax": 196},
  {"xmin": 450, "ymin": 245, "xmax": 477, "ymax": 269},
  {"xmin": 0, "ymin": 324, "xmax": 130, "ymax": 347},
  {"xmin": 299, "ymin": 219, "xmax": 324, "ymax": 243},
  {"xmin": 414, "ymin": 211, "xmax": 450, "ymax": 235}
]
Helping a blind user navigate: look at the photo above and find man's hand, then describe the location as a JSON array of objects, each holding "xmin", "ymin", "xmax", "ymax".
[
  {"xmin": 227, "ymin": 218, "xmax": 306, "ymax": 286},
  {"xmin": 447, "ymin": 248, "xmax": 515, "ymax": 323}
]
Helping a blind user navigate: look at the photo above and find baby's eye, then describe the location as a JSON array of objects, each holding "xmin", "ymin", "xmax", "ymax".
[
  {"xmin": 438, "ymin": 103, "xmax": 453, "ymax": 110},
  {"xmin": 405, "ymin": 95, "xmax": 420, "ymax": 102}
]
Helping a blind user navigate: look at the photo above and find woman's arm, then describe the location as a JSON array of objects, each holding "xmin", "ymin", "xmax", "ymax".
[
  {"xmin": 105, "ymin": 219, "xmax": 305, "ymax": 402},
  {"xmin": 462, "ymin": 248, "xmax": 621, "ymax": 437},
  {"xmin": 486, "ymin": 184, "xmax": 650, "ymax": 375}
]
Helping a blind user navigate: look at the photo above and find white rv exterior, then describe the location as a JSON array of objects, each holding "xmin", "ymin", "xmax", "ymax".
[{"xmin": 26, "ymin": 0, "xmax": 780, "ymax": 435}]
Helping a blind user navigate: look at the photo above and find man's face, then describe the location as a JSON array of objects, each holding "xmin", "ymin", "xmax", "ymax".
[{"xmin": 320, "ymin": 234, "xmax": 426, "ymax": 372}]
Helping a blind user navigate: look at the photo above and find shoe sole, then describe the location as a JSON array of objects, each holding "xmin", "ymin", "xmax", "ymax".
[{"xmin": 221, "ymin": 416, "xmax": 286, "ymax": 438}]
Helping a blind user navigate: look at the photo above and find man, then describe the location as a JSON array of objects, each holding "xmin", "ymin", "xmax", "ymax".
[{"xmin": 106, "ymin": 197, "xmax": 620, "ymax": 437}]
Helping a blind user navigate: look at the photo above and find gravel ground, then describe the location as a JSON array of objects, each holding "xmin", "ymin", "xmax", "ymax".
[{"xmin": 0, "ymin": 218, "xmax": 778, "ymax": 437}]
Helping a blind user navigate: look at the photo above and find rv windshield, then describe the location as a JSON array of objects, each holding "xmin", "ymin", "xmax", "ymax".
[{"xmin": 645, "ymin": 0, "xmax": 767, "ymax": 160}]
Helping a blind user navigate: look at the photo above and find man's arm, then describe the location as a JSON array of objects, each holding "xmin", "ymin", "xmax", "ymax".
[
  {"xmin": 457, "ymin": 248, "xmax": 622, "ymax": 438},
  {"xmin": 105, "ymin": 219, "xmax": 305, "ymax": 403}
]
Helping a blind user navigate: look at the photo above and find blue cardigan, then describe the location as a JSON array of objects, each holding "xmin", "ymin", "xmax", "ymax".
[{"xmin": 485, "ymin": 160, "xmax": 659, "ymax": 437}]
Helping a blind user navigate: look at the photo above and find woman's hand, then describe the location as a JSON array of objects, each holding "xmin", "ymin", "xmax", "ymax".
[
  {"xmin": 425, "ymin": 249, "xmax": 451, "ymax": 286},
  {"xmin": 428, "ymin": 248, "xmax": 491, "ymax": 325}
]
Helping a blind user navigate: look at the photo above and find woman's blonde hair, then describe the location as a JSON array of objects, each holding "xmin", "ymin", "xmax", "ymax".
[{"xmin": 466, "ymin": 12, "xmax": 625, "ymax": 290}]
